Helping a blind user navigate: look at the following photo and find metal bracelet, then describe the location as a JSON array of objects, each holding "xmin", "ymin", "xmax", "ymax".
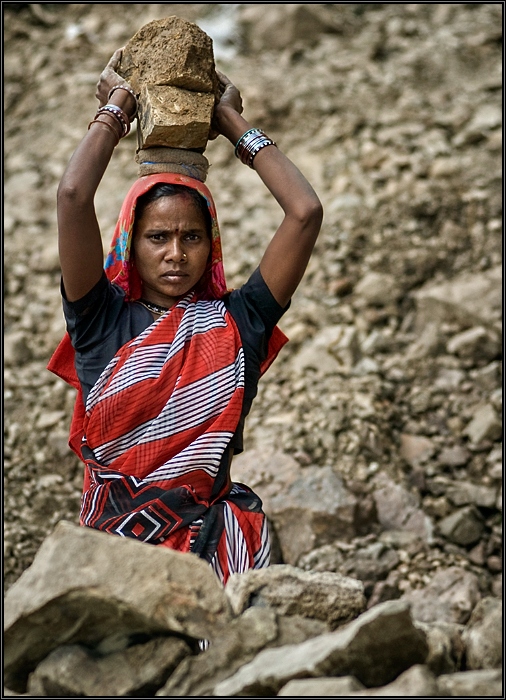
[{"xmin": 107, "ymin": 84, "xmax": 139, "ymax": 120}]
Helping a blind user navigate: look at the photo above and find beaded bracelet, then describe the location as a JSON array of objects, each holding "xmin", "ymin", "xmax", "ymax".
[
  {"xmin": 95, "ymin": 104, "xmax": 130, "ymax": 137},
  {"xmin": 107, "ymin": 84, "xmax": 139, "ymax": 120},
  {"xmin": 235, "ymin": 128, "xmax": 277, "ymax": 168},
  {"xmin": 88, "ymin": 118, "xmax": 120, "ymax": 145}
]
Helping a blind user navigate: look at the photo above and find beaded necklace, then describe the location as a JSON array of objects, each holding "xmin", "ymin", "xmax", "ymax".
[{"xmin": 137, "ymin": 298, "xmax": 170, "ymax": 315}]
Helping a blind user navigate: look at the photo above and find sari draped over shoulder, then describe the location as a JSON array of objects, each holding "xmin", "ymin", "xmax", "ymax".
[{"xmin": 48, "ymin": 173, "xmax": 287, "ymax": 584}]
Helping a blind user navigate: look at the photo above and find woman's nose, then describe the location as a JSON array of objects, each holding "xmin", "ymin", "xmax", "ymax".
[{"xmin": 164, "ymin": 239, "xmax": 185, "ymax": 262}]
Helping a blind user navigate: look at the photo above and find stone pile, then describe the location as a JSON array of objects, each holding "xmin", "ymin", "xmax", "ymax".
[
  {"xmin": 4, "ymin": 522, "xmax": 502, "ymax": 697},
  {"xmin": 3, "ymin": 3, "xmax": 503, "ymax": 695}
]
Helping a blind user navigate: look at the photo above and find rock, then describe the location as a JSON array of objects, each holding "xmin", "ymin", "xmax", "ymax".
[
  {"xmin": 138, "ymin": 85, "xmax": 215, "ymax": 149},
  {"xmin": 4, "ymin": 331, "xmax": 32, "ymax": 366},
  {"xmin": 291, "ymin": 325, "xmax": 361, "ymax": 376},
  {"xmin": 240, "ymin": 4, "xmax": 342, "ymax": 52},
  {"xmin": 230, "ymin": 449, "xmax": 301, "ymax": 498},
  {"xmin": 437, "ymin": 669, "xmax": 502, "ymax": 696},
  {"xmin": 406, "ymin": 322, "xmax": 445, "ymax": 359},
  {"xmin": 35, "ymin": 411, "xmax": 66, "ymax": 431},
  {"xmin": 157, "ymin": 607, "xmax": 326, "ymax": 697},
  {"xmin": 445, "ymin": 481, "xmax": 497, "ymax": 509},
  {"xmin": 346, "ymin": 664, "xmax": 439, "ymax": 696},
  {"xmin": 278, "ymin": 676, "xmax": 365, "ymax": 696},
  {"xmin": 4, "ymin": 521, "xmax": 231, "ymax": 692},
  {"xmin": 399, "ymin": 434, "xmax": 435, "ymax": 466},
  {"xmin": 414, "ymin": 621, "xmax": 465, "ymax": 675},
  {"xmin": 438, "ymin": 506, "xmax": 485, "ymax": 546},
  {"xmin": 119, "ymin": 16, "xmax": 217, "ymax": 148},
  {"xmin": 466, "ymin": 104, "xmax": 502, "ymax": 132},
  {"xmin": 463, "ymin": 404, "xmax": 502, "ymax": 444},
  {"xmin": 225, "ymin": 565, "xmax": 365, "ymax": 629},
  {"xmin": 213, "ymin": 600, "xmax": 428, "ymax": 695},
  {"xmin": 402, "ymin": 566, "xmax": 480, "ymax": 625},
  {"xmin": 297, "ymin": 542, "xmax": 345, "ymax": 573},
  {"xmin": 372, "ymin": 475, "xmax": 433, "ymax": 542},
  {"xmin": 354, "ymin": 272, "xmax": 401, "ymax": 306},
  {"xmin": 120, "ymin": 16, "xmax": 216, "ymax": 92},
  {"xmin": 462, "ymin": 597, "xmax": 502, "ymax": 670},
  {"xmin": 26, "ymin": 637, "xmax": 190, "ymax": 697},
  {"xmin": 446, "ymin": 326, "xmax": 500, "ymax": 362},
  {"xmin": 267, "ymin": 466, "xmax": 358, "ymax": 564},
  {"xmin": 413, "ymin": 267, "xmax": 502, "ymax": 331},
  {"xmin": 437, "ymin": 445, "xmax": 470, "ymax": 468}
]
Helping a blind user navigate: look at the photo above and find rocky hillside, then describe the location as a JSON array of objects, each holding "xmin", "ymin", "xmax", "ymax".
[{"xmin": 4, "ymin": 3, "xmax": 502, "ymax": 694}]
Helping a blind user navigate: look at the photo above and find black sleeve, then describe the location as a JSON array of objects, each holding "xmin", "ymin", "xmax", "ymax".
[
  {"xmin": 62, "ymin": 272, "xmax": 130, "ymax": 353},
  {"xmin": 224, "ymin": 267, "xmax": 290, "ymax": 453},
  {"xmin": 226, "ymin": 266, "xmax": 290, "ymax": 368}
]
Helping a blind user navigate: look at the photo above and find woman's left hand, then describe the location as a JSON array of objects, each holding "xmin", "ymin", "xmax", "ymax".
[{"xmin": 209, "ymin": 70, "xmax": 243, "ymax": 140}]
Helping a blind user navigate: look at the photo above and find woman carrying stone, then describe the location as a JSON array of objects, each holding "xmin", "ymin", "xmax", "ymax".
[{"xmin": 49, "ymin": 48, "xmax": 323, "ymax": 585}]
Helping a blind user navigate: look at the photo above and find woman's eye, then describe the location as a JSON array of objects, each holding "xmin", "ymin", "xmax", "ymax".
[{"xmin": 185, "ymin": 234, "xmax": 200, "ymax": 242}]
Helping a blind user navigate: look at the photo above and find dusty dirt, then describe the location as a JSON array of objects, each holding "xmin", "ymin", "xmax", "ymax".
[{"xmin": 4, "ymin": 3, "xmax": 502, "ymax": 602}]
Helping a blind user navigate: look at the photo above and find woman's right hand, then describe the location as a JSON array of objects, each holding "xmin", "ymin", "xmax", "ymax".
[{"xmin": 95, "ymin": 48, "xmax": 137, "ymax": 118}]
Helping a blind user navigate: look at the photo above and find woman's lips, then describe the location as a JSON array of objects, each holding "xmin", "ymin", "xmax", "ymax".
[{"xmin": 162, "ymin": 271, "xmax": 187, "ymax": 280}]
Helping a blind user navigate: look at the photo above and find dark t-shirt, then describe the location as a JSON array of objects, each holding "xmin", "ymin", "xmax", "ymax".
[{"xmin": 62, "ymin": 267, "xmax": 288, "ymax": 453}]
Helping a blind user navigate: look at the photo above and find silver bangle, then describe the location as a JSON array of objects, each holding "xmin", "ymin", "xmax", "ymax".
[{"xmin": 107, "ymin": 84, "xmax": 139, "ymax": 120}]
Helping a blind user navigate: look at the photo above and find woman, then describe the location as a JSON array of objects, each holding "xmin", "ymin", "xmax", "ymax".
[{"xmin": 49, "ymin": 48, "xmax": 322, "ymax": 585}]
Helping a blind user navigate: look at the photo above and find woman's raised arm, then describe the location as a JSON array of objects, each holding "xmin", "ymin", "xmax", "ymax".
[
  {"xmin": 57, "ymin": 49, "xmax": 136, "ymax": 302},
  {"xmin": 212, "ymin": 73, "xmax": 323, "ymax": 308}
]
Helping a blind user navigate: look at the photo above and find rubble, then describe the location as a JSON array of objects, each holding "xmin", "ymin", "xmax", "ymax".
[{"xmin": 3, "ymin": 3, "xmax": 502, "ymax": 695}]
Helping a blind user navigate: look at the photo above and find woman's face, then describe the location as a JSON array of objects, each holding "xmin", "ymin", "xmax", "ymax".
[{"xmin": 133, "ymin": 193, "xmax": 211, "ymax": 307}]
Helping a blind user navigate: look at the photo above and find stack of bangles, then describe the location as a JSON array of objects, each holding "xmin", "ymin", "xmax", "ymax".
[
  {"xmin": 88, "ymin": 84, "xmax": 139, "ymax": 145},
  {"xmin": 234, "ymin": 128, "xmax": 277, "ymax": 168}
]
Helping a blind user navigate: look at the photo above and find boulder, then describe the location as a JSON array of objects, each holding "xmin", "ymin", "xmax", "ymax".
[
  {"xmin": 239, "ymin": 4, "xmax": 342, "ymax": 52},
  {"xmin": 156, "ymin": 607, "xmax": 327, "ymax": 697},
  {"xmin": 291, "ymin": 325, "xmax": 361, "ymax": 376},
  {"xmin": 119, "ymin": 16, "xmax": 218, "ymax": 149},
  {"xmin": 437, "ymin": 446, "xmax": 470, "ymax": 468},
  {"xmin": 26, "ymin": 637, "xmax": 190, "ymax": 697},
  {"xmin": 413, "ymin": 266, "xmax": 502, "ymax": 331},
  {"xmin": 282, "ymin": 668, "xmax": 439, "ymax": 697},
  {"xmin": 414, "ymin": 621, "xmax": 465, "ymax": 675},
  {"xmin": 213, "ymin": 600, "xmax": 428, "ymax": 695},
  {"xmin": 225, "ymin": 565, "xmax": 366, "ymax": 629},
  {"xmin": 372, "ymin": 475, "xmax": 433, "ymax": 542},
  {"xmin": 438, "ymin": 506, "xmax": 485, "ymax": 546},
  {"xmin": 4, "ymin": 330, "xmax": 32, "ymax": 366},
  {"xmin": 138, "ymin": 85, "xmax": 215, "ymax": 149},
  {"xmin": 4, "ymin": 521, "xmax": 231, "ymax": 692},
  {"xmin": 445, "ymin": 481, "xmax": 497, "ymax": 509},
  {"xmin": 399, "ymin": 434, "xmax": 435, "ymax": 467},
  {"xmin": 463, "ymin": 404, "xmax": 502, "ymax": 444},
  {"xmin": 462, "ymin": 597, "xmax": 502, "ymax": 670},
  {"xmin": 347, "ymin": 664, "xmax": 438, "ymax": 696},
  {"xmin": 446, "ymin": 326, "xmax": 500, "ymax": 362},
  {"xmin": 437, "ymin": 669, "xmax": 502, "ymax": 696},
  {"xmin": 402, "ymin": 566, "xmax": 480, "ymax": 625},
  {"xmin": 300, "ymin": 541, "xmax": 400, "ymax": 587},
  {"xmin": 278, "ymin": 676, "xmax": 365, "ymax": 696},
  {"xmin": 268, "ymin": 466, "xmax": 358, "ymax": 564},
  {"xmin": 120, "ymin": 16, "xmax": 216, "ymax": 92},
  {"xmin": 354, "ymin": 271, "xmax": 401, "ymax": 306}
]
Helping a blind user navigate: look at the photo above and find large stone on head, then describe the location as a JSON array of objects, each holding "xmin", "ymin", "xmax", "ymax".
[
  {"xmin": 119, "ymin": 16, "xmax": 219, "ymax": 150},
  {"xmin": 4, "ymin": 521, "xmax": 232, "ymax": 693}
]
